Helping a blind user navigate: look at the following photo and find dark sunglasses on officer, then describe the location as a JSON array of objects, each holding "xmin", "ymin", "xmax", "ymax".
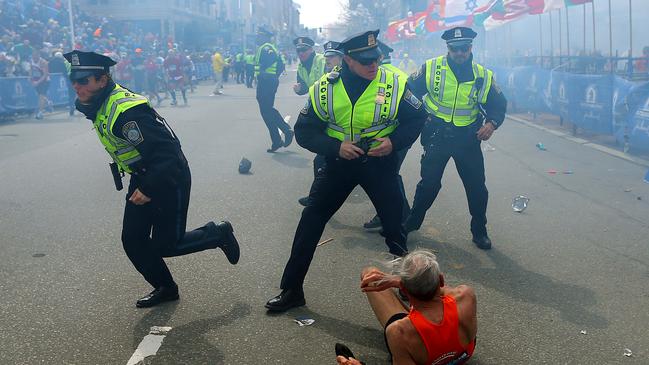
[
  {"xmin": 70, "ymin": 73, "xmax": 103, "ymax": 85},
  {"xmin": 448, "ymin": 44, "xmax": 471, "ymax": 53},
  {"xmin": 296, "ymin": 47, "xmax": 311, "ymax": 54},
  {"xmin": 353, "ymin": 56, "xmax": 381, "ymax": 66}
]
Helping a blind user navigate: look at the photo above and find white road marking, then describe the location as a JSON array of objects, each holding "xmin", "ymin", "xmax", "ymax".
[{"xmin": 126, "ymin": 326, "xmax": 172, "ymax": 365}]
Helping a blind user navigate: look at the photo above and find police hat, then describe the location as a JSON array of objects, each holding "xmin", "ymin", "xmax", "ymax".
[
  {"xmin": 378, "ymin": 41, "xmax": 393, "ymax": 56},
  {"xmin": 441, "ymin": 27, "xmax": 477, "ymax": 46},
  {"xmin": 293, "ymin": 37, "xmax": 315, "ymax": 49},
  {"xmin": 63, "ymin": 50, "xmax": 116, "ymax": 80},
  {"xmin": 238, "ymin": 157, "xmax": 252, "ymax": 174},
  {"xmin": 340, "ymin": 29, "xmax": 382, "ymax": 61},
  {"xmin": 256, "ymin": 27, "xmax": 274, "ymax": 37},
  {"xmin": 323, "ymin": 41, "xmax": 343, "ymax": 57}
]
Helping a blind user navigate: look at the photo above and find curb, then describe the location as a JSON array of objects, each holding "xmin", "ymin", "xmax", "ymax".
[{"xmin": 507, "ymin": 115, "xmax": 649, "ymax": 168}]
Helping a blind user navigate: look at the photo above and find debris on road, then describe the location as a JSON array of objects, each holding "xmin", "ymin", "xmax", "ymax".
[
  {"xmin": 294, "ymin": 317, "xmax": 315, "ymax": 326},
  {"xmin": 547, "ymin": 169, "xmax": 557, "ymax": 174},
  {"xmin": 563, "ymin": 170, "xmax": 574, "ymax": 175},
  {"xmin": 238, "ymin": 157, "xmax": 252, "ymax": 174},
  {"xmin": 32, "ymin": 253, "xmax": 46, "ymax": 258},
  {"xmin": 512, "ymin": 196, "xmax": 530, "ymax": 213},
  {"xmin": 623, "ymin": 348, "xmax": 633, "ymax": 357},
  {"xmin": 482, "ymin": 143, "xmax": 496, "ymax": 152},
  {"xmin": 317, "ymin": 238, "xmax": 334, "ymax": 247},
  {"xmin": 624, "ymin": 188, "xmax": 632, "ymax": 192},
  {"xmin": 536, "ymin": 142, "xmax": 547, "ymax": 151},
  {"xmin": 580, "ymin": 330, "xmax": 587, "ymax": 335}
]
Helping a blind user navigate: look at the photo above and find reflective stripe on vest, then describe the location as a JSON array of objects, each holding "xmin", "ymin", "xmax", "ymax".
[
  {"xmin": 93, "ymin": 84, "xmax": 149, "ymax": 173},
  {"xmin": 254, "ymin": 42, "xmax": 278, "ymax": 76},
  {"xmin": 424, "ymin": 56, "xmax": 493, "ymax": 127},
  {"xmin": 297, "ymin": 53, "xmax": 326, "ymax": 87},
  {"xmin": 309, "ymin": 68, "xmax": 406, "ymax": 142}
]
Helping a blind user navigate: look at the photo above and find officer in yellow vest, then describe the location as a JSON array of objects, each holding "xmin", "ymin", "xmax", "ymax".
[
  {"xmin": 363, "ymin": 41, "xmax": 412, "ymax": 230},
  {"xmin": 64, "ymin": 50, "xmax": 240, "ymax": 308},
  {"xmin": 265, "ymin": 30, "xmax": 427, "ymax": 312},
  {"xmin": 293, "ymin": 37, "xmax": 326, "ymax": 95},
  {"xmin": 402, "ymin": 27, "xmax": 507, "ymax": 250},
  {"xmin": 254, "ymin": 27, "xmax": 293, "ymax": 153}
]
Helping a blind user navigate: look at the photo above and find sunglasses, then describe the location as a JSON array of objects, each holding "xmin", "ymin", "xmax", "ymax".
[
  {"xmin": 297, "ymin": 48, "xmax": 310, "ymax": 53},
  {"xmin": 449, "ymin": 44, "xmax": 471, "ymax": 53},
  {"xmin": 355, "ymin": 57, "xmax": 380, "ymax": 66},
  {"xmin": 70, "ymin": 75, "xmax": 92, "ymax": 85}
]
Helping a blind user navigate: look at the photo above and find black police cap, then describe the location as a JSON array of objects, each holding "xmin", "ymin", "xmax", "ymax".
[
  {"xmin": 378, "ymin": 41, "xmax": 393, "ymax": 56},
  {"xmin": 340, "ymin": 29, "xmax": 382, "ymax": 61},
  {"xmin": 441, "ymin": 27, "xmax": 477, "ymax": 46},
  {"xmin": 323, "ymin": 41, "xmax": 343, "ymax": 57},
  {"xmin": 63, "ymin": 50, "xmax": 116, "ymax": 80},
  {"xmin": 293, "ymin": 37, "xmax": 315, "ymax": 49}
]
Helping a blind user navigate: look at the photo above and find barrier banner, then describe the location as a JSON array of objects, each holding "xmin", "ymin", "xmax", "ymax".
[
  {"xmin": 620, "ymin": 82, "xmax": 649, "ymax": 151},
  {"xmin": 48, "ymin": 73, "xmax": 71, "ymax": 106},
  {"xmin": 0, "ymin": 77, "xmax": 38, "ymax": 112},
  {"xmin": 566, "ymin": 73, "xmax": 614, "ymax": 134}
]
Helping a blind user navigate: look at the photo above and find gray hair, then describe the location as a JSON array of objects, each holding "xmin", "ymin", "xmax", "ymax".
[{"xmin": 393, "ymin": 249, "xmax": 441, "ymax": 300}]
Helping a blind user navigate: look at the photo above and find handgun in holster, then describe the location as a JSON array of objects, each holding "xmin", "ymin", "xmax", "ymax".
[{"xmin": 109, "ymin": 162, "xmax": 124, "ymax": 191}]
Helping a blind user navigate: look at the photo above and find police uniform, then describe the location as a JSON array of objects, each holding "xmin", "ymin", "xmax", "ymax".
[
  {"xmin": 254, "ymin": 28, "xmax": 293, "ymax": 152},
  {"xmin": 244, "ymin": 50, "xmax": 255, "ymax": 88},
  {"xmin": 363, "ymin": 41, "xmax": 412, "ymax": 230},
  {"xmin": 265, "ymin": 30, "xmax": 427, "ymax": 312},
  {"xmin": 293, "ymin": 37, "xmax": 326, "ymax": 96},
  {"xmin": 64, "ymin": 50, "xmax": 241, "ymax": 308},
  {"xmin": 403, "ymin": 27, "xmax": 507, "ymax": 249}
]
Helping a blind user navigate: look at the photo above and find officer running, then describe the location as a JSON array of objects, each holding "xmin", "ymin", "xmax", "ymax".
[
  {"xmin": 265, "ymin": 30, "xmax": 427, "ymax": 312},
  {"xmin": 254, "ymin": 27, "xmax": 293, "ymax": 153},
  {"xmin": 403, "ymin": 27, "xmax": 507, "ymax": 250},
  {"xmin": 293, "ymin": 37, "xmax": 326, "ymax": 96},
  {"xmin": 64, "ymin": 50, "xmax": 240, "ymax": 308}
]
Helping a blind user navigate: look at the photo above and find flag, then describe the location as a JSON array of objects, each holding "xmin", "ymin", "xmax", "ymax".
[
  {"xmin": 482, "ymin": 0, "xmax": 545, "ymax": 30},
  {"xmin": 544, "ymin": 0, "xmax": 593, "ymax": 12}
]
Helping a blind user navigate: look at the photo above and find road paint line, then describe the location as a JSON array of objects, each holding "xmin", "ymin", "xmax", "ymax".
[{"xmin": 126, "ymin": 326, "xmax": 172, "ymax": 365}]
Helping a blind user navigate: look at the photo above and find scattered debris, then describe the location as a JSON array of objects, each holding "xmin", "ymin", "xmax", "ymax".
[
  {"xmin": 317, "ymin": 238, "xmax": 334, "ymax": 247},
  {"xmin": 294, "ymin": 317, "xmax": 315, "ymax": 327},
  {"xmin": 562, "ymin": 170, "xmax": 574, "ymax": 175},
  {"xmin": 536, "ymin": 142, "xmax": 547, "ymax": 151},
  {"xmin": 512, "ymin": 196, "xmax": 530, "ymax": 212},
  {"xmin": 451, "ymin": 263, "xmax": 465, "ymax": 270},
  {"xmin": 482, "ymin": 143, "xmax": 496, "ymax": 152},
  {"xmin": 32, "ymin": 253, "xmax": 46, "ymax": 258},
  {"xmin": 547, "ymin": 169, "xmax": 558, "ymax": 174},
  {"xmin": 238, "ymin": 158, "xmax": 252, "ymax": 174},
  {"xmin": 624, "ymin": 188, "xmax": 633, "ymax": 193},
  {"xmin": 637, "ymin": 197, "xmax": 642, "ymax": 201},
  {"xmin": 623, "ymin": 348, "xmax": 633, "ymax": 357},
  {"xmin": 580, "ymin": 330, "xmax": 587, "ymax": 335}
]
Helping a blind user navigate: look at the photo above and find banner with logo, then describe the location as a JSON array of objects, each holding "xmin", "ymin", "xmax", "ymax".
[
  {"xmin": 0, "ymin": 77, "xmax": 39, "ymax": 112},
  {"xmin": 48, "ymin": 73, "xmax": 71, "ymax": 106}
]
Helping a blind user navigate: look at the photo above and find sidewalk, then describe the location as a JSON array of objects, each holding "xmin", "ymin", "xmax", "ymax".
[{"xmin": 508, "ymin": 112, "xmax": 649, "ymax": 168}]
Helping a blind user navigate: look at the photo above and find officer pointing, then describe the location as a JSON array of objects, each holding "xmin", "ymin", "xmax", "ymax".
[
  {"xmin": 265, "ymin": 30, "xmax": 427, "ymax": 312},
  {"xmin": 64, "ymin": 50, "xmax": 240, "ymax": 307},
  {"xmin": 403, "ymin": 27, "xmax": 507, "ymax": 249}
]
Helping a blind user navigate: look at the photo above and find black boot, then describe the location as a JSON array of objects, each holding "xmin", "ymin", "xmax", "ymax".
[
  {"xmin": 265, "ymin": 288, "xmax": 305, "ymax": 312},
  {"xmin": 298, "ymin": 196, "xmax": 311, "ymax": 206},
  {"xmin": 206, "ymin": 221, "xmax": 240, "ymax": 264},
  {"xmin": 283, "ymin": 129, "xmax": 294, "ymax": 147},
  {"xmin": 472, "ymin": 234, "xmax": 492, "ymax": 250},
  {"xmin": 363, "ymin": 215, "xmax": 382, "ymax": 230},
  {"xmin": 136, "ymin": 285, "xmax": 179, "ymax": 308}
]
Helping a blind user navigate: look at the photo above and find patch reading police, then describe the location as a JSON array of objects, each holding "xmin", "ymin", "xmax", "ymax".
[
  {"xmin": 122, "ymin": 121, "xmax": 144, "ymax": 145},
  {"xmin": 404, "ymin": 89, "xmax": 422, "ymax": 109}
]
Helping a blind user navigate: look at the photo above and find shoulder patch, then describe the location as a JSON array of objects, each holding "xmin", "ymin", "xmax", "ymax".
[
  {"xmin": 404, "ymin": 89, "xmax": 422, "ymax": 109},
  {"xmin": 300, "ymin": 100, "xmax": 310, "ymax": 115},
  {"xmin": 122, "ymin": 121, "xmax": 144, "ymax": 145}
]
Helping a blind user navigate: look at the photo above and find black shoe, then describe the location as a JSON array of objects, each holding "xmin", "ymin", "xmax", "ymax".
[
  {"xmin": 472, "ymin": 234, "xmax": 492, "ymax": 250},
  {"xmin": 265, "ymin": 288, "xmax": 305, "ymax": 312},
  {"xmin": 298, "ymin": 196, "xmax": 311, "ymax": 206},
  {"xmin": 267, "ymin": 143, "xmax": 282, "ymax": 153},
  {"xmin": 283, "ymin": 130, "xmax": 294, "ymax": 147},
  {"xmin": 136, "ymin": 286, "xmax": 179, "ymax": 308},
  {"xmin": 363, "ymin": 215, "xmax": 382, "ymax": 230},
  {"xmin": 207, "ymin": 221, "xmax": 240, "ymax": 264},
  {"xmin": 402, "ymin": 218, "xmax": 418, "ymax": 234}
]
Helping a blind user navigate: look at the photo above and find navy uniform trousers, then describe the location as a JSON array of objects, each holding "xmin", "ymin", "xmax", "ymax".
[
  {"xmin": 256, "ymin": 74, "xmax": 291, "ymax": 147},
  {"xmin": 121, "ymin": 166, "xmax": 217, "ymax": 288},
  {"xmin": 280, "ymin": 154, "xmax": 408, "ymax": 290},
  {"xmin": 407, "ymin": 122, "xmax": 488, "ymax": 236}
]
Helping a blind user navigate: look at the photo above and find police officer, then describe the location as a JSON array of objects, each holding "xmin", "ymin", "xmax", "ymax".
[
  {"xmin": 265, "ymin": 30, "xmax": 427, "ymax": 312},
  {"xmin": 244, "ymin": 49, "xmax": 255, "ymax": 88},
  {"xmin": 403, "ymin": 27, "xmax": 507, "ymax": 250},
  {"xmin": 254, "ymin": 27, "xmax": 293, "ymax": 153},
  {"xmin": 293, "ymin": 37, "xmax": 325, "ymax": 95},
  {"xmin": 297, "ymin": 40, "xmax": 343, "ymax": 207},
  {"xmin": 64, "ymin": 50, "xmax": 241, "ymax": 307},
  {"xmin": 363, "ymin": 41, "xmax": 412, "ymax": 230}
]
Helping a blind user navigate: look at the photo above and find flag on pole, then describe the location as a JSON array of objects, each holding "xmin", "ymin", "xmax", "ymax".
[{"xmin": 544, "ymin": 0, "xmax": 593, "ymax": 12}]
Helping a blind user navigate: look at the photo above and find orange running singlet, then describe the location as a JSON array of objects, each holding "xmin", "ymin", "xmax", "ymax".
[{"xmin": 408, "ymin": 295, "xmax": 475, "ymax": 365}]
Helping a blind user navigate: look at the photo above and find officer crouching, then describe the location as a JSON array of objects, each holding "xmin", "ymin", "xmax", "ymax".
[
  {"xmin": 265, "ymin": 30, "xmax": 427, "ymax": 312},
  {"xmin": 64, "ymin": 50, "xmax": 241, "ymax": 308}
]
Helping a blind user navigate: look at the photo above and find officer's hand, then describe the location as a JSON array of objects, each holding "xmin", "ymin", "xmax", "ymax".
[
  {"xmin": 339, "ymin": 141, "xmax": 364, "ymax": 160},
  {"xmin": 477, "ymin": 122, "xmax": 496, "ymax": 141},
  {"xmin": 367, "ymin": 137, "xmax": 393, "ymax": 157},
  {"xmin": 129, "ymin": 189, "xmax": 151, "ymax": 205}
]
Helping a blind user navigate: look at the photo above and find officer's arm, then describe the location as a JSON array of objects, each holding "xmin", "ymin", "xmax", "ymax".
[
  {"xmin": 113, "ymin": 105, "xmax": 184, "ymax": 198},
  {"xmin": 388, "ymin": 85, "xmax": 427, "ymax": 152},
  {"xmin": 295, "ymin": 102, "xmax": 341, "ymax": 157},
  {"xmin": 259, "ymin": 46, "xmax": 277, "ymax": 69},
  {"xmin": 406, "ymin": 64, "xmax": 428, "ymax": 99},
  {"xmin": 295, "ymin": 73, "xmax": 308, "ymax": 95},
  {"xmin": 483, "ymin": 80, "xmax": 507, "ymax": 128}
]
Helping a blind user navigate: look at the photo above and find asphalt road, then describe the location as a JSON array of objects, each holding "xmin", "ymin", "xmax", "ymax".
[{"xmin": 1, "ymin": 71, "xmax": 648, "ymax": 365}]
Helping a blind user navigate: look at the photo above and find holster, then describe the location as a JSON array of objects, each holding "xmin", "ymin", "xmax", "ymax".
[{"xmin": 109, "ymin": 162, "xmax": 124, "ymax": 191}]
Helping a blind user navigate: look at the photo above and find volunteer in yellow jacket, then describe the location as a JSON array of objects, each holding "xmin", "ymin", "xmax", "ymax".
[
  {"xmin": 265, "ymin": 30, "xmax": 428, "ymax": 313},
  {"xmin": 403, "ymin": 27, "xmax": 507, "ymax": 250},
  {"xmin": 293, "ymin": 36, "xmax": 326, "ymax": 95},
  {"xmin": 64, "ymin": 50, "xmax": 240, "ymax": 308}
]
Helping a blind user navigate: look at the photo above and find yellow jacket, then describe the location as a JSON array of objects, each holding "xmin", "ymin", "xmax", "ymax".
[{"xmin": 212, "ymin": 53, "xmax": 224, "ymax": 72}]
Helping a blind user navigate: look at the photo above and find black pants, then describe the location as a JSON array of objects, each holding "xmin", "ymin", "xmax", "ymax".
[
  {"xmin": 280, "ymin": 155, "xmax": 408, "ymax": 290},
  {"xmin": 121, "ymin": 166, "xmax": 217, "ymax": 289},
  {"xmin": 245, "ymin": 65, "xmax": 254, "ymax": 88},
  {"xmin": 407, "ymin": 124, "xmax": 488, "ymax": 236},
  {"xmin": 394, "ymin": 147, "xmax": 411, "ymax": 218},
  {"xmin": 256, "ymin": 75, "xmax": 291, "ymax": 147}
]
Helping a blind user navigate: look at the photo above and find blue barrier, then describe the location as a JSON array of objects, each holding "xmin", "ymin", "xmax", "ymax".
[
  {"xmin": 0, "ymin": 77, "xmax": 38, "ymax": 112},
  {"xmin": 48, "ymin": 74, "xmax": 71, "ymax": 107}
]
